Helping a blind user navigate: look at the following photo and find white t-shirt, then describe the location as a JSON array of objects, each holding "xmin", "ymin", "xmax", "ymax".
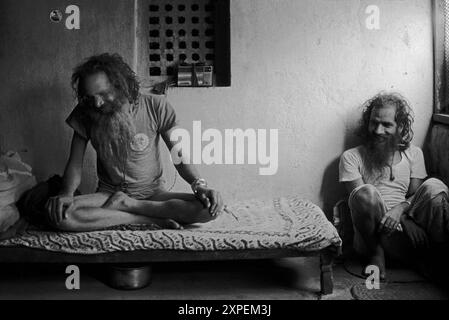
[{"xmin": 339, "ymin": 145, "xmax": 428, "ymax": 210}]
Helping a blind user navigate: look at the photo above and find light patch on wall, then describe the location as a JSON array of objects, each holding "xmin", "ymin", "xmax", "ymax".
[
  {"xmin": 365, "ymin": 5, "xmax": 380, "ymax": 30},
  {"xmin": 402, "ymin": 28, "xmax": 410, "ymax": 48}
]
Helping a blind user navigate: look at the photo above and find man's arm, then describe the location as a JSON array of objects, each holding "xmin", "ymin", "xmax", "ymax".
[
  {"xmin": 161, "ymin": 127, "xmax": 201, "ymax": 185},
  {"xmin": 379, "ymin": 178, "xmax": 425, "ymax": 234},
  {"xmin": 339, "ymin": 149, "xmax": 366, "ymax": 196},
  {"xmin": 399, "ymin": 178, "xmax": 429, "ymax": 248},
  {"xmin": 161, "ymin": 126, "xmax": 224, "ymax": 215},
  {"xmin": 387, "ymin": 178, "xmax": 424, "ymax": 216},
  {"xmin": 60, "ymin": 132, "xmax": 88, "ymax": 195},
  {"xmin": 400, "ymin": 146, "xmax": 427, "ymax": 212},
  {"xmin": 406, "ymin": 178, "xmax": 424, "ymax": 203},
  {"xmin": 46, "ymin": 132, "xmax": 88, "ymax": 225}
]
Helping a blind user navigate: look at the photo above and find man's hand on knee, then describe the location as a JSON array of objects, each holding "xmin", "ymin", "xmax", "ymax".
[
  {"xmin": 186, "ymin": 200, "xmax": 220, "ymax": 224},
  {"xmin": 193, "ymin": 186, "xmax": 224, "ymax": 217},
  {"xmin": 45, "ymin": 194, "xmax": 75, "ymax": 226}
]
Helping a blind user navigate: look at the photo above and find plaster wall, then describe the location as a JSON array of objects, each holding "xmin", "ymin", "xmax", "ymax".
[{"xmin": 0, "ymin": 0, "xmax": 434, "ymax": 216}]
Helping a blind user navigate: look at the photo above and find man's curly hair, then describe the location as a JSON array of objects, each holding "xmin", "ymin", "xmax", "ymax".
[
  {"xmin": 71, "ymin": 53, "xmax": 140, "ymax": 105},
  {"xmin": 357, "ymin": 92, "xmax": 414, "ymax": 150}
]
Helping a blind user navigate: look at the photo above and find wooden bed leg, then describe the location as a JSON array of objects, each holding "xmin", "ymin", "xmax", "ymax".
[{"xmin": 320, "ymin": 249, "xmax": 334, "ymax": 295}]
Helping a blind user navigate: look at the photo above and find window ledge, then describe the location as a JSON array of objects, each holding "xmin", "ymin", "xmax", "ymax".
[{"xmin": 433, "ymin": 113, "xmax": 449, "ymax": 125}]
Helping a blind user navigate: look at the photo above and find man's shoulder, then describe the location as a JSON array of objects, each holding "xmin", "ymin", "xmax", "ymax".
[
  {"xmin": 406, "ymin": 144, "xmax": 422, "ymax": 152},
  {"xmin": 341, "ymin": 146, "xmax": 364, "ymax": 159},
  {"xmin": 65, "ymin": 103, "xmax": 95, "ymax": 140},
  {"xmin": 138, "ymin": 93, "xmax": 167, "ymax": 106},
  {"xmin": 403, "ymin": 144, "xmax": 424, "ymax": 160},
  {"xmin": 339, "ymin": 146, "xmax": 364, "ymax": 168},
  {"xmin": 137, "ymin": 93, "xmax": 172, "ymax": 114}
]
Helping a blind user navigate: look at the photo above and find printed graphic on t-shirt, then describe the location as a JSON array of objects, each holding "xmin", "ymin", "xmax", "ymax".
[{"xmin": 130, "ymin": 133, "xmax": 150, "ymax": 152}]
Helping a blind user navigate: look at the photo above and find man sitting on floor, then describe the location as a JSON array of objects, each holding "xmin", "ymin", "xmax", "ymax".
[
  {"xmin": 45, "ymin": 53, "xmax": 224, "ymax": 231},
  {"xmin": 339, "ymin": 92, "xmax": 449, "ymax": 280}
]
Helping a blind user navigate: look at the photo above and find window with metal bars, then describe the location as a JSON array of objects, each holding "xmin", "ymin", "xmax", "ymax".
[{"xmin": 148, "ymin": 0, "xmax": 230, "ymax": 87}]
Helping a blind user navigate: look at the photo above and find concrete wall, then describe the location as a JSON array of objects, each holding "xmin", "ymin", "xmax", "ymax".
[
  {"xmin": 0, "ymin": 0, "xmax": 434, "ymax": 217},
  {"xmin": 0, "ymin": 0, "xmax": 135, "ymax": 192},
  {"xmin": 164, "ymin": 0, "xmax": 434, "ymax": 216}
]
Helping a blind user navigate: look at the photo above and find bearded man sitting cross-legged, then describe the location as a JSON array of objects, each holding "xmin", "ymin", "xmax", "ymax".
[
  {"xmin": 45, "ymin": 53, "xmax": 224, "ymax": 232},
  {"xmin": 339, "ymin": 92, "xmax": 449, "ymax": 280}
]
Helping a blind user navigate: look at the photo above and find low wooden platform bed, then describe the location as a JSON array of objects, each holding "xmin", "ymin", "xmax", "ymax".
[{"xmin": 0, "ymin": 196, "xmax": 342, "ymax": 295}]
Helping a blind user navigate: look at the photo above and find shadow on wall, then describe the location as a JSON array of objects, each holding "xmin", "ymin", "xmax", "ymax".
[
  {"xmin": 1, "ymin": 83, "xmax": 71, "ymax": 182},
  {"xmin": 319, "ymin": 131, "xmax": 362, "ymax": 221}
]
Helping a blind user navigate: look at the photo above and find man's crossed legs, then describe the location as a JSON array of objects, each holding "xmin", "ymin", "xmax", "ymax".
[
  {"xmin": 349, "ymin": 178, "xmax": 449, "ymax": 280},
  {"xmin": 49, "ymin": 191, "xmax": 217, "ymax": 232}
]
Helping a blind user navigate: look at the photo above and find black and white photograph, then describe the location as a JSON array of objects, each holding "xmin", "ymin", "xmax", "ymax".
[{"xmin": 0, "ymin": 0, "xmax": 449, "ymax": 305}]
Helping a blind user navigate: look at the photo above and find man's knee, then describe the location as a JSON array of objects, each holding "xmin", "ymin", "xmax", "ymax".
[
  {"xmin": 189, "ymin": 200, "xmax": 217, "ymax": 223},
  {"xmin": 170, "ymin": 199, "xmax": 215, "ymax": 224},
  {"xmin": 429, "ymin": 192, "xmax": 447, "ymax": 209},
  {"xmin": 351, "ymin": 184, "xmax": 382, "ymax": 212},
  {"xmin": 47, "ymin": 208, "xmax": 89, "ymax": 232},
  {"xmin": 419, "ymin": 178, "xmax": 449, "ymax": 199},
  {"xmin": 48, "ymin": 217, "xmax": 75, "ymax": 232}
]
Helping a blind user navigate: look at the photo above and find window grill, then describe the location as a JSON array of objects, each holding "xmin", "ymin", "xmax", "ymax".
[{"xmin": 149, "ymin": 0, "xmax": 216, "ymax": 78}]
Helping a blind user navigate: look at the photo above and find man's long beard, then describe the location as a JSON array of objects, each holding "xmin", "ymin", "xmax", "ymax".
[
  {"xmin": 363, "ymin": 132, "xmax": 402, "ymax": 182},
  {"xmin": 91, "ymin": 102, "xmax": 136, "ymax": 167}
]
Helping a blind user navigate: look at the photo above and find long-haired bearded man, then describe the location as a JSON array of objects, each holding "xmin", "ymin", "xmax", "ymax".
[
  {"xmin": 45, "ymin": 53, "xmax": 224, "ymax": 231},
  {"xmin": 339, "ymin": 92, "xmax": 449, "ymax": 281}
]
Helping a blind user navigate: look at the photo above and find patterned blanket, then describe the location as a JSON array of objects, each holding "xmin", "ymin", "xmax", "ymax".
[{"xmin": 0, "ymin": 196, "xmax": 342, "ymax": 254}]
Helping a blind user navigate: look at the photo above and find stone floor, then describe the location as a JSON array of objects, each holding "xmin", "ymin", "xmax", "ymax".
[{"xmin": 0, "ymin": 256, "xmax": 447, "ymax": 300}]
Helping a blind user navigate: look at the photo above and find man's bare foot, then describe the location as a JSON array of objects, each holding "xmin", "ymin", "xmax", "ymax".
[{"xmin": 102, "ymin": 191, "xmax": 135, "ymax": 212}]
